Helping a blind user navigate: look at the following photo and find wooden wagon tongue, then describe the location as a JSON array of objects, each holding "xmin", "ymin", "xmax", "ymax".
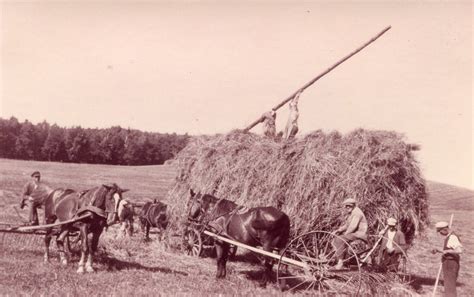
[
  {"xmin": 243, "ymin": 26, "xmax": 392, "ymax": 132},
  {"xmin": 6, "ymin": 213, "xmax": 93, "ymax": 232}
]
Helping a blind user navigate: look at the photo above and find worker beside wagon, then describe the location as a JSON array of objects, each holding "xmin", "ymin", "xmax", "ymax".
[
  {"xmin": 332, "ymin": 198, "xmax": 368, "ymax": 270},
  {"xmin": 432, "ymin": 221, "xmax": 463, "ymax": 297},
  {"xmin": 377, "ymin": 217, "xmax": 407, "ymax": 272},
  {"xmin": 19, "ymin": 171, "xmax": 50, "ymax": 226}
]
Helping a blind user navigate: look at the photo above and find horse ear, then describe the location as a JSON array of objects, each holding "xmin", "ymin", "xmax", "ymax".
[
  {"xmin": 121, "ymin": 189, "xmax": 130, "ymax": 193},
  {"xmin": 190, "ymin": 189, "xmax": 195, "ymax": 197},
  {"xmin": 102, "ymin": 184, "xmax": 113, "ymax": 190}
]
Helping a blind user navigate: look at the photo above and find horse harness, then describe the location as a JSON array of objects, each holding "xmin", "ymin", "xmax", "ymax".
[
  {"xmin": 75, "ymin": 188, "xmax": 120, "ymax": 220},
  {"xmin": 199, "ymin": 200, "xmax": 262, "ymax": 245}
]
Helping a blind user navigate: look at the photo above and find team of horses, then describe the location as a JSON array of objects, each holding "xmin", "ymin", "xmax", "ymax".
[{"xmin": 30, "ymin": 185, "xmax": 290, "ymax": 284}]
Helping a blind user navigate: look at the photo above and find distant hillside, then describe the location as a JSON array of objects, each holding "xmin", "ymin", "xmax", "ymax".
[{"xmin": 426, "ymin": 181, "xmax": 474, "ymax": 211}]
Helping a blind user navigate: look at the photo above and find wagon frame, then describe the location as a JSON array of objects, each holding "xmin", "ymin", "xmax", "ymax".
[{"xmin": 181, "ymin": 220, "xmax": 411, "ymax": 295}]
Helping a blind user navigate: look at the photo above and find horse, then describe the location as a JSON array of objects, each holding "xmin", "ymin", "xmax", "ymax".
[
  {"xmin": 117, "ymin": 199, "xmax": 134, "ymax": 237},
  {"xmin": 138, "ymin": 200, "xmax": 169, "ymax": 241},
  {"xmin": 43, "ymin": 183, "xmax": 128, "ymax": 273},
  {"xmin": 188, "ymin": 189, "xmax": 290, "ymax": 284}
]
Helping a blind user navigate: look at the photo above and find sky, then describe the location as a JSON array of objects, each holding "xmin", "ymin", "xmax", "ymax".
[{"xmin": 0, "ymin": 1, "xmax": 472, "ymax": 189}]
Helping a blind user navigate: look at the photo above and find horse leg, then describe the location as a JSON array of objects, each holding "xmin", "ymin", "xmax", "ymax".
[
  {"xmin": 145, "ymin": 223, "xmax": 150, "ymax": 241},
  {"xmin": 56, "ymin": 229, "xmax": 70, "ymax": 266},
  {"xmin": 215, "ymin": 241, "xmax": 230, "ymax": 279},
  {"xmin": 77, "ymin": 225, "xmax": 88, "ymax": 274},
  {"xmin": 86, "ymin": 230, "xmax": 102, "ymax": 273},
  {"xmin": 43, "ymin": 216, "xmax": 56, "ymax": 263},
  {"xmin": 260, "ymin": 243, "xmax": 275, "ymax": 286},
  {"xmin": 44, "ymin": 228, "xmax": 53, "ymax": 263}
]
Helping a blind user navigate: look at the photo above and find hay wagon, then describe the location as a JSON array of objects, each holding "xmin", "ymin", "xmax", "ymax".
[{"xmin": 182, "ymin": 218, "xmax": 411, "ymax": 295}]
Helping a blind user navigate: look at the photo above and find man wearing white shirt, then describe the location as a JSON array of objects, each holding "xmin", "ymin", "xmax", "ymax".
[
  {"xmin": 432, "ymin": 221, "xmax": 463, "ymax": 297},
  {"xmin": 377, "ymin": 217, "xmax": 406, "ymax": 272}
]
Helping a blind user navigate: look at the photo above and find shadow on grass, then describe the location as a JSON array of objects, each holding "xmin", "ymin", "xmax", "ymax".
[
  {"xmin": 231, "ymin": 252, "xmax": 264, "ymax": 265},
  {"xmin": 410, "ymin": 274, "xmax": 464, "ymax": 291},
  {"xmin": 97, "ymin": 255, "xmax": 188, "ymax": 276}
]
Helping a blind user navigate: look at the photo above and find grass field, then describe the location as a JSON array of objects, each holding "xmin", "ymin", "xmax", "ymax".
[{"xmin": 0, "ymin": 158, "xmax": 472, "ymax": 296}]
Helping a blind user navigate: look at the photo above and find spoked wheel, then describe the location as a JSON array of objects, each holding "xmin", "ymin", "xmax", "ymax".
[
  {"xmin": 277, "ymin": 231, "xmax": 362, "ymax": 295},
  {"xmin": 182, "ymin": 228, "xmax": 203, "ymax": 257}
]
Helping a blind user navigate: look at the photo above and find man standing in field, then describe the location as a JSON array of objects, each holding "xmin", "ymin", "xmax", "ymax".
[
  {"xmin": 432, "ymin": 221, "xmax": 463, "ymax": 297},
  {"xmin": 377, "ymin": 217, "xmax": 407, "ymax": 272},
  {"xmin": 332, "ymin": 198, "xmax": 368, "ymax": 269},
  {"xmin": 20, "ymin": 171, "xmax": 51, "ymax": 226}
]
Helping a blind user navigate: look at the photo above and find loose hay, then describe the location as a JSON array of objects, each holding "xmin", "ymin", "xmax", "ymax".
[{"xmin": 166, "ymin": 129, "xmax": 428, "ymax": 245}]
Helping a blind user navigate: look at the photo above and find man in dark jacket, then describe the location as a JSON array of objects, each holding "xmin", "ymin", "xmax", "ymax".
[{"xmin": 377, "ymin": 217, "xmax": 407, "ymax": 272}]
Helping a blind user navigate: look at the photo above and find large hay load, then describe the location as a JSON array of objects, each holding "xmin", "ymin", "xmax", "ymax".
[{"xmin": 166, "ymin": 129, "xmax": 428, "ymax": 244}]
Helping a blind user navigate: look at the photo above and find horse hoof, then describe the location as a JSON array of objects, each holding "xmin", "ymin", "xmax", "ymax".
[
  {"xmin": 86, "ymin": 266, "xmax": 95, "ymax": 273},
  {"xmin": 77, "ymin": 267, "xmax": 85, "ymax": 274}
]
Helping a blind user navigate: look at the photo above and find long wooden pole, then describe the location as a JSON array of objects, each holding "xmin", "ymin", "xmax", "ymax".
[
  {"xmin": 7, "ymin": 213, "xmax": 93, "ymax": 232},
  {"xmin": 203, "ymin": 230, "xmax": 310, "ymax": 269},
  {"xmin": 243, "ymin": 25, "xmax": 392, "ymax": 132},
  {"xmin": 432, "ymin": 214, "xmax": 454, "ymax": 297}
]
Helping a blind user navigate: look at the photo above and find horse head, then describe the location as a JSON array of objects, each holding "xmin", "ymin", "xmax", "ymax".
[
  {"xmin": 188, "ymin": 189, "xmax": 202, "ymax": 219},
  {"xmin": 101, "ymin": 183, "xmax": 129, "ymax": 226},
  {"xmin": 188, "ymin": 190, "xmax": 233, "ymax": 220}
]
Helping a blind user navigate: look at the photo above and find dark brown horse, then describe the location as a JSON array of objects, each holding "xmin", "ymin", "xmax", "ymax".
[
  {"xmin": 43, "ymin": 183, "xmax": 128, "ymax": 273},
  {"xmin": 138, "ymin": 200, "xmax": 168, "ymax": 241},
  {"xmin": 188, "ymin": 190, "xmax": 290, "ymax": 284}
]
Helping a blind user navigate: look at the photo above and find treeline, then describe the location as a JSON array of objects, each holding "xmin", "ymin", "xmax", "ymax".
[{"xmin": 0, "ymin": 117, "xmax": 190, "ymax": 165}]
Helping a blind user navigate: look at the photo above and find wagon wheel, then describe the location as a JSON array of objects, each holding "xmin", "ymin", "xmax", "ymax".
[
  {"xmin": 182, "ymin": 228, "xmax": 203, "ymax": 257},
  {"xmin": 277, "ymin": 231, "xmax": 362, "ymax": 295}
]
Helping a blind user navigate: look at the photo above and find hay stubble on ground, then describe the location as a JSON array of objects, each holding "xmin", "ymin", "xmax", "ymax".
[{"xmin": 0, "ymin": 158, "xmax": 472, "ymax": 295}]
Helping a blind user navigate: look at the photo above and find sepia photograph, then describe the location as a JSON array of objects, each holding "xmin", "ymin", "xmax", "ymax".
[{"xmin": 0, "ymin": 1, "xmax": 472, "ymax": 296}]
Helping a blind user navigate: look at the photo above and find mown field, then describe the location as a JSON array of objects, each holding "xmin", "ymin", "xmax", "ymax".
[{"xmin": 0, "ymin": 158, "xmax": 472, "ymax": 296}]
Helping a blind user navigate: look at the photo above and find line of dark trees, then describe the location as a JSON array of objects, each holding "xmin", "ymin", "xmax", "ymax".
[{"xmin": 0, "ymin": 117, "xmax": 190, "ymax": 165}]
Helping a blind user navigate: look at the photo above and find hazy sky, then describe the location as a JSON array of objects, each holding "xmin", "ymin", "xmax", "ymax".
[{"xmin": 1, "ymin": 1, "xmax": 472, "ymax": 189}]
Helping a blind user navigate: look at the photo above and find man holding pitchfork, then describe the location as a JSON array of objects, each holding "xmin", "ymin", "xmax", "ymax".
[{"xmin": 432, "ymin": 221, "xmax": 463, "ymax": 297}]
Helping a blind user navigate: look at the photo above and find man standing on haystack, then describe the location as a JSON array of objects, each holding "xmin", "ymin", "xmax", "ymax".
[
  {"xmin": 261, "ymin": 109, "xmax": 276, "ymax": 138},
  {"xmin": 20, "ymin": 171, "xmax": 50, "ymax": 226},
  {"xmin": 283, "ymin": 90, "xmax": 301, "ymax": 140},
  {"xmin": 332, "ymin": 198, "xmax": 368, "ymax": 270},
  {"xmin": 432, "ymin": 221, "xmax": 463, "ymax": 297},
  {"xmin": 377, "ymin": 217, "xmax": 407, "ymax": 272}
]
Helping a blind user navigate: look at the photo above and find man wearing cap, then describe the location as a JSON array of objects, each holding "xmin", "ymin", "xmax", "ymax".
[
  {"xmin": 332, "ymin": 198, "xmax": 368, "ymax": 269},
  {"xmin": 432, "ymin": 221, "xmax": 463, "ymax": 297},
  {"xmin": 20, "ymin": 171, "xmax": 48, "ymax": 226},
  {"xmin": 377, "ymin": 217, "xmax": 407, "ymax": 272}
]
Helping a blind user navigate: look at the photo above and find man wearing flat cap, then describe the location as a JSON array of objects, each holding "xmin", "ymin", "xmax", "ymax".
[
  {"xmin": 20, "ymin": 171, "xmax": 50, "ymax": 226},
  {"xmin": 432, "ymin": 221, "xmax": 463, "ymax": 297},
  {"xmin": 332, "ymin": 198, "xmax": 368, "ymax": 269},
  {"xmin": 377, "ymin": 217, "xmax": 407, "ymax": 272}
]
